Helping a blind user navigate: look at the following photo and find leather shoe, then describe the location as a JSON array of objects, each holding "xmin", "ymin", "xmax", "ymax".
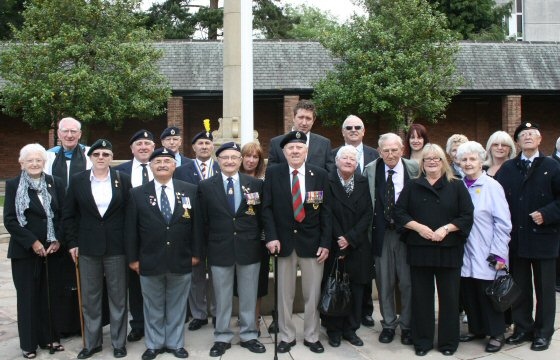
[
  {"xmin": 141, "ymin": 349, "xmax": 163, "ymax": 360},
  {"xmin": 460, "ymin": 333, "xmax": 485, "ymax": 342},
  {"xmin": 530, "ymin": 337, "xmax": 551, "ymax": 351},
  {"xmin": 485, "ymin": 335, "xmax": 504, "ymax": 353},
  {"xmin": 188, "ymin": 318, "xmax": 208, "ymax": 331},
  {"xmin": 77, "ymin": 346, "xmax": 102, "ymax": 359},
  {"xmin": 277, "ymin": 340, "xmax": 296, "ymax": 353},
  {"xmin": 240, "ymin": 339, "xmax": 266, "ymax": 353},
  {"xmin": 328, "ymin": 335, "xmax": 341, "ymax": 347},
  {"xmin": 343, "ymin": 333, "xmax": 364, "ymax": 346},
  {"xmin": 168, "ymin": 347, "xmax": 189, "ymax": 358},
  {"xmin": 506, "ymin": 331, "xmax": 533, "ymax": 345},
  {"xmin": 415, "ymin": 349, "xmax": 429, "ymax": 356},
  {"xmin": 127, "ymin": 329, "xmax": 144, "ymax": 342},
  {"xmin": 401, "ymin": 329, "xmax": 413, "ymax": 345},
  {"xmin": 113, "ymin": 347, "xmax": 127, "ymax": 358},
  {"xmin": 441, "ymin": 349, "xmax": 455, "ymax": 356},
  {"xmin": 379, "ymin": 328, "xmax": 395, "ymax": 343},
  {"xmin": 362, "ymin": 314, "xmax": 375, "ymax": 327},
  {"xmin": 304, "ymin": 340, "xmax": 324, "ymax": 353},
  {"xmin": 268, "ymin": 320, "xmax": 278, "ymax": 334},
  {"xmin": 209, "ymin": 342, "xmax": 231, "ymax": 357}
]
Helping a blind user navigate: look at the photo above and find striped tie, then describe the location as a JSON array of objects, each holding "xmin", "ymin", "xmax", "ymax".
[
  {"xmin": 200, "ymin": 162, "xmax": 207, "ymax": 179},
  {"xmin": 292, "ymin": 170, "xmax": 305, "ymax": 222}
]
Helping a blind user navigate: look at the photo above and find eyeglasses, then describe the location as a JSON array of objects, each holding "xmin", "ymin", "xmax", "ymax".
[
  {"xmin": 59, "ymin": 129, "xmax": 80, "ymax": 135},
  {"xmin": 518, "ymin": 131, "xmax": 539, "ymax": 139},
  {"xmin": 91, "ymin": 152, "xmax": 112, "ymax": 158},
  {"xmin": 423, "ymin": 157, "xmax": 442, "ymax": 163},
  {"xmin": 218, "ymin": 155, "xmax": 241, "ymax": 161},
  {"xmin": 345, "ymin": 125, "xmax": 363, "ymax": 131}
]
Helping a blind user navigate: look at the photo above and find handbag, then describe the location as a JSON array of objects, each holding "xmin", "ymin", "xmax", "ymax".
[
  {"xmin": 318, "ymin": 257, "xmax": 352, "ymax": 316},
  {"xmin": 485, "ymin": 266, "xmax": 522, "ymax": 312}
]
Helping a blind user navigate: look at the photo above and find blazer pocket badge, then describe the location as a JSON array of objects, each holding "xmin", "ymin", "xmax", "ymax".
[
  {"xmin": 306, "ymin": 191, "xmax": 324, "ymax": 210},
  {"xmin": 242, "ymin": 186, "xmax": 260, "ymax": 215},
  {"xmin": 181, "ymin": 196, "xmax": 191, "ymax": 219}
]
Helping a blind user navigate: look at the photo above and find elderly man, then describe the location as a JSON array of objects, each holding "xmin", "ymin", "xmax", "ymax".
[
  {"xmin": 198, "ymin": 142, "xmax": 266, "ymax": 357},
  {"xmin": 125, "ymin": 148, "xmax": 202, "ymax": 360},
  {"xmin": 364, "ymin": 133, "xmax": 419, "ymax": 345},
  {"xmin": 496, "ymin": 123, "xmax": 560, "ymax": 351},
  {"xmin": 160, "ymin": 127, "xmax": 191, "ymax": 167},
  {"xmin": 553, "ymin": 136, "xmax": 560, "ymax": 293},
  {"xmin": 263, "ymin": 131, "xmax": 331, "ymax": 354}
]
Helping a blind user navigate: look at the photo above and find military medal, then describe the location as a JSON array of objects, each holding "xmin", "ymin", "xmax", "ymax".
[
  {"xmin": 242, "ymin": 185, "xmax": 259, "ymax": 215},
  {"xmin": 306, "ymin": 191, "xmax": 324, "ymax": 210},
  {"xmin": 182, "ymin": 196, "xmax": 191, "ymax": 218}
]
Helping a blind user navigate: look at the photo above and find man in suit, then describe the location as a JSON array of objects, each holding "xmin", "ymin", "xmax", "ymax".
[
  {"xmin": 553, "ymin": 136, "xmax": 560, "ymax": 293},
  {"xmin": 263, "ymin": 131, "xmax": 332, "ymax": 354},
  {"xmin": 125, "ymin": 147, "xmax": 202, "ymax": 360},
  {"xmin": 160, "ymin": 127, "xmax": 192, "ymax": 167},
  {"xmin": 198, "ymin": 142, "xmax": 266, "ymax": 357},
  {"xmin": 268, "ymin": 99, "xmax": 333, "ymax": 171},
  {"xmin": 496, "ymin": 123, "xmax": 560, "ymax": 351},
  {"xmin": 174, "ymin": 130, "xmax": 219, "ymax": 331},
  {"xmin": 63, "ymin": 139, "xmax": 132, "ymax": 359},
  {"xmin": 364, "ymin": 133, "xmax": 419, "ymax": 346},
  {"xmin": 114, "ymin": 129, "xmax": 155, "ymax": 342}
]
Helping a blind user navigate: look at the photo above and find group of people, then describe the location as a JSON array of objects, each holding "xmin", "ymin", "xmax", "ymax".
[{"xmin": 3, "ymin": 100, "xmax": 559, "ymax": 359}]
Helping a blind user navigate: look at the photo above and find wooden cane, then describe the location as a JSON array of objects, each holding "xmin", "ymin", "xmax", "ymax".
[
  {"xmin": 75, "ymin": 256, "xmax": 85, "ymax": 348},
  {"xmin": 44, "ymin": 256, "xmax": 55, "ymax": 354}
]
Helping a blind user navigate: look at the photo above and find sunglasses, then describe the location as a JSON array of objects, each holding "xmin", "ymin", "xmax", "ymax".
[
  {"xmin": 91, "ymin": 152, "xmax": 112, "ymax": 158},
  {"xmin": 345, "ymin": 125, "xmax": 363, "ymax": 131}
]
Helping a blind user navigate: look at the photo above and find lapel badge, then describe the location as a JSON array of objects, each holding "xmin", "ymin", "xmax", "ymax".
[
  {"xmin": 47, "ymin": 183, "xmax": 52, "ymax": 188},
  {"xmin": 114, "ymin": 179, "xmax": 119, "ymax": 188}
]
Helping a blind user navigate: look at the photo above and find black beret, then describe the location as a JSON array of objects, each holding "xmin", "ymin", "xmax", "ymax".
[
  {"xmin": 513, "ymin": 122, "xmax": 540, "ymax": 141},
  {"xmin": 87, "ymin": 139, "xmax": 112, "ymax": 156},
  {"xmin": 129, "ymin": 129, "xmax": 154, "ymax": 145},
  {"xmin": 279, "ymin": 131, "xmax": 307, "ymax": 148},
  {"xmin": 149, "ymin": 147, "xmax": 176, "ymax": 162},
  {"xmin": 191, "ymin": 130, "xmax": 213, "ymax": 144},
  {"xmin": 215, "ymin": 142, "xmax": 241, "ymax": 157},
  {"xmin": 160, "ymin": 126, "xmax": 181, "ymax": 140}
]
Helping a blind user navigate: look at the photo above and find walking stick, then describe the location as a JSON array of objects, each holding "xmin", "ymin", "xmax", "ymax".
[
  {"xmin": 44, "ymin": 256, "xmax": 55, "ymax": 354},
  {"xmin": 273, "ymin": 248, "xmax": 279, "ymax": 360},
  {"xmin": 75, "ymin": 256, "xmax": 85, "ymax": 348}
]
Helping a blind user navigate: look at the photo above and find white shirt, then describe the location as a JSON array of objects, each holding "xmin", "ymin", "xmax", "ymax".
[
  {"xmin": 131, "ymin": 158, "xmax": 153, "ymax": 188},
  {"xmin": 154, "ymin": 179, "xmax": 175, "ymax": 213},
  {"xmin": 221, "ymin": 173, "xmax": 241, "ymax": 211},
  {"xmin": 196, "ymin": 159, "xmax": 215, "ymax": 180},
  {"xmin": 90, "ymin": 170, "xmax": 112, "ymax": 217},
  {"xmin": 289, "ymin": 163, "xmax": 306, "ymax": 203},
  {"xmin": 385, "ymin": 159, "xmax": 405, "ymax": 202}
]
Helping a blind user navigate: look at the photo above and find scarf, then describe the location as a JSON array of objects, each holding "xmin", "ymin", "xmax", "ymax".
[{"xmin": 52, "ymin": 145, "xmax": 87, "ymax": 189}]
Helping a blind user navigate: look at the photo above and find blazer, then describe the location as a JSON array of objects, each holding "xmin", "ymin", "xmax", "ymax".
[
  {"xmin": 113, "ymin": 160, "xmax": 133, "ymax": 175},
  {"xmin": 4, "ymin": 174, "xmax": 65, "ymax": 259},
  {"xmin": 176, "ymin": 154, "xmax": 193, "ymax": 167},
  {"xmin": 262, "ymin": 163, "xmax": 332, "ymax": 257},
  {"xmin": 62, "ymin": 168, "xmax": 132, "ymax": 256},
  {"xmin": 331, "ymin": 144, "xmax": 379, "ymax": 174},
  {"xmin": 268, "ymin": 132, "xmax": 334, "ymax": 171},
  {"xmin": 174, "ymin": 159, "xmax": 221, "ymax": 185},
  {"xmin": 328, "ymin": 171, "xmax": 373, "ymax": 284},
  {"xmin": 198, "ymin": 173, "xmax": 263, "ymax": 266},
  {"xmin": 125, "ymin": 179, "xmax": 202, "ymax": 276}
]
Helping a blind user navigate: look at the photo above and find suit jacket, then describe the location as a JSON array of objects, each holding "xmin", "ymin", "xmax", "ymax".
[
  {"xmin": 4, "ymin": 174, "xmax": 65, "ymax": 259},
  {"xmin": 62, "ymin": 168, "xmax": 132, "ymax": 256},
  {"xmin": 364, "ymin": 158, "xmax": 419, "ymax": 257},
  {"xmin": 198, "ymin": 173, "xmax": 263, "ymax": 266},
  {"xmin": 331, "ymin": 144, "xmax": 379, "ymax": 174},
  {"xmin": 125, "ymin": 179, "xmax": 202, "ymax": 276},
  {"xmin": 177, "ymin": 154, "xmax": 193, "ymax": 167},
  {"xmin": 268, "ymin": 132, "xmax": 334, "ymax": 171},
  {"xmin": 114, "ymin": 160, "xmax": 133, "ymax": 175},
  {"xmin": 174, "ymin": 159, "xmax": 221, "ymax": 185},
  {"xmin": 328, "ymin": 171, "xmax": 373, "ymax": 284},
  {"xmin": 262, "ymin": 163, "xmax": 332, "ymax": 257}
]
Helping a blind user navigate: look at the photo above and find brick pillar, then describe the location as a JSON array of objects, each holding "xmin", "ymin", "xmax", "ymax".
[
  {"xmin": 502, "ymin": 95, "xmax": 522, "ymax": 137},
  {"xmin": 283, "ymin": 95, "xmax": 300, "ymax": 133},
  {"xmin": 48, "ymin": 129, "xmax": 56, "ymax": 149},
  {"xmin": 167, "ymin": 96, "xmax": 184, "ymax": 152}
]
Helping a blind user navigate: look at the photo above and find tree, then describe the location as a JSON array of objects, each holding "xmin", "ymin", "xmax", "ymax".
[
  {"xmin": 427, "ymin": 0, "xmax": 512, "ymax": 40},
  {"xmin": 284, "ymin": 5, "xmax": 339, "ymax": 41},
  {"xmin": 0, "ymin": 0, "xmax": 171, "ymax": 131},
  {"xmin": 0, "ymin": 0, "xmax": 25, "ymax": 40},
  {"xmin": 313, "ymin": 0, "xmax": 461, "ymax": 130},
  {"xmin": 253, "ymin": 0, "xmax": 293, "ymax": 39},
  {"xmin": 144, "ymin": 0, "xmax": 198, "ymax": 39}
]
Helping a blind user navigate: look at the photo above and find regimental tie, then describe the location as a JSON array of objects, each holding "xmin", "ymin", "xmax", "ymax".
[
  {"xmin": 384, "ymin": 169, "xmax": 395, "ymax": 223},
  {"xmin": 160, "ymin": 185, "xmax": 172, "ymax": 224},
  {"xmin": 292, "ymin": 170, "xmax": 306, "ymax": 222},
  {"xmin": 226, "ymin": 177, "xmax": 235, "ymax": 215},
  {"xmin": 141, "ymin": 163, "xmax": 149, "ymax": 185},
  {"xmin": 522, "ymin": 159, "xmax": 531, "ymax": 175},
  {"xmin": 200, "ymin": 162, "xmax": 207, "ymax": 179}
]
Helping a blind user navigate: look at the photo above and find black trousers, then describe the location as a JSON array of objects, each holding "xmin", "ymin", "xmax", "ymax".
[
  {"xmin": 324, "ymin": 282, "xmax": 364, "ymax": 337},
  {"xmin": 460, "ymin": 277, "xmax": 505, "ymax": 337},
  {"xmin": 128, "ymin": 269, "xmax": 144, "ymax": 331},
  {"xmin": 509, "ymin": 256, "xmax": 556, "ymax": 338},
  {"xmin": 362, "ymin": 281, "xmax": 374, "ymax": 317},
  {"xmin": 410, "ymin": 266, "xmax": 460, "ymax": 352}
]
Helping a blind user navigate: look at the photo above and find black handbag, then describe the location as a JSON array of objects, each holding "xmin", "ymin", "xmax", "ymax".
[
  {"xmin": 318, "ymin": 258, "xmax": 352, "ymax": 316},
  {"xmin": 485, "ymin": 266, "xmax": 522, "ymax": 312}
]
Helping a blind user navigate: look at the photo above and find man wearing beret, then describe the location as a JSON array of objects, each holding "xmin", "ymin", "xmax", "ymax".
[
  {"xmin": 174, "ymin": 129, "xmax": 220, "ymax": 331},
  {"xmin": 198, "ymin": 142, "xmax": 266, "ymax": 356},
  {"xmin": 114, "ymin": 129, "xmax": 156, "ymax": 342},
  {"xmin": 63, "ymin": 139, "xmax": 132, "ymax": 359},
  {"xmin": 496, "ymin": 122, "xmax": 560, "ymax": 351},
  {"xmin": 160, "ymin": 127, "xmax": 192, "ymax": 167},
  {"xmin": 125, "ymin": 148, "xmax": 202, "ymax": 360},
  {"xmin": 263, "ymin": 131, "xmax": 332, "ymax": 354}
]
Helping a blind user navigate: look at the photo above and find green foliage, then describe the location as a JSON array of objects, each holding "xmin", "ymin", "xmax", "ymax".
[
  {"xmin": 284, "ymin": 5, "xmax": 340, "ymax": 41},
  {"xmin": 144, "ymin": 0, "xmax": 197, "ymax": 39},
  {"xmin": 0, "ymin": 0, "xmax": 25, "ymax": 40},
  {"xmin": 253, "ymin": 0, "xmax": 293, "ymax": 39},
  {"xmin": 0, "ymin": 0, "xmax": 171, "ymax": 131},
  {"xmin": 313, "ymin": 0, "xmax": 462, "ymax": 131}
]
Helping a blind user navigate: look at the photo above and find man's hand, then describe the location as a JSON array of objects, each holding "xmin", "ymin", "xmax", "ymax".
[
  {"xmin": 68, "ymin": 247, "xmax": 79, "ymax": 264},
  {"xmin": 267, "ymin": 240, "xmax": 281, "ymax": 255},
  {"xmin": 129, "ymin": 261, "xmax": 140, "ymax": 274},
  {"xmin": 316, "ymin": 247, "xmax": 329, "ymax": 263},
  {"xmin": 530, "ymin": 211, "xmax": 544, "ymax": 225},
  {"xmin": 192, "ymin": 257, "xmax": 200, "ymax": 266},
  {"xmin": 337, "ymin": 236, "xmax": 349, "ymax": 250}
]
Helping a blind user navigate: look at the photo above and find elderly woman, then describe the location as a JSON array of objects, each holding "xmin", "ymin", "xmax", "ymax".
[
  {"xmin": 446, "ymin": 134, "xmax": 469, "ymax": 179},
  {"xmin": 4, "ymin": 144, "xmax": 66, "ymax": 359},
  {"xmin": 405, "ymin": 123, "xmax": 430, "ymax": 164},
  {"xmin": 456, "ymin": 141, "xmax": 512, "ymax": 353},
  {"xmin": 62, "ymin": 139, "xmax": 132, "ymax": 359},
  {"xmin": 323, "ymin": 146, "xmax": 373, "ymax": 347},
  {"xmin": 484, "ymin": 131, "xmax": 517, "ymax": 177},
  {"xmin": 395, "ymin": 143, "xmax": 474, "ymax": 357}
]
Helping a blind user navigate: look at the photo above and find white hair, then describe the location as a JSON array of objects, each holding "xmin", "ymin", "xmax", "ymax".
[
  {"xmin": 456, "ymin": 141, "xmax": 486, "ymax": 163},
  {"xmin": 335, "ymin": 145, "xmax": 359, "ymax": 160},
  {"xmin": 378, "ymin": 133, "xmax": 403, "ymax": 148},
  {"xmin": 19, "ymin": 143, "xmax": 47, "ymax": 163}
]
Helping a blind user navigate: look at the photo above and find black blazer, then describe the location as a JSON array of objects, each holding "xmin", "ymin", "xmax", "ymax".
[
  {"xmin": 62, "ymin": 168, "xmax": 132, "ymax": 256},
  {"xmin": 331, "ymin": 144, "xmax": 379, "ymax": 174},
  {"xmin": 114, "ymin": 160, "xmax": 133, "ymax": 175},
  {"xmin": 268, "ymin": 132, "xmax": 334, "ymax": 171},
  {"xmin": 198, "ymin": 173, "xmax": 263, "ymax": 266},
  {"xmin": 4, "ymin": 174, "xmax": 65, "ymax": 259},
  {"xmin": 125, "ymin": 179, "xmax": 202, "ymax": 276},
  {"xmin": 174, "ymin": 159, "xmax": 221, "ymax": 185},
  {"xmin": 262, "ymin": 163, "xmax": 332, "ymax": 257}
]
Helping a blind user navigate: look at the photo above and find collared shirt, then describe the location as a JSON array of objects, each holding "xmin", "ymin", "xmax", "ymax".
[
  {"xmin": 131, "ymin": 158, "xmax": 153, "ymax": 188},
  {"xmin": 346, "ymin": 142, "xmax": 364, "ymax": 172},
  {"xmin": 289, "ymin": 163, "xmax": 306, "ymax": 203},
  {"xmin": 385, "ymin": 159, "xmax": 405, "ymax": 202},
  {"xmin": 175, "ymin": 153, "xmax": 183, "ymax": 166},
  {"xmin": 521, "ymin": 153, "xmax": 538, "ymax": 164},
  {"xmin": 221, "ymin": 172, "xmax": 242, "ymax": 211},
  {"xmin": 154, "ymin": 179, "xmax": 175, "ymax": 213},
  {"xmin": 90, "ymin": 170, "xmax": 112, "ymax": 217},
  {"xmin": 196, "ymin": 158, "xmax": 215, "ymax": 180}
]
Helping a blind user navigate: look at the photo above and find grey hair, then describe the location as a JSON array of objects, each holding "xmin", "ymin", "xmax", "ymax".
[
  {"xmin": 456, "ymin": 141, "xmax": 486, "ymax": 163},
  {"xmin": 341, "ymin": 115, "xmax": 364, "ymax": 129},
  {"xmin": 335, "ymin": 145, "xmax": 359, "ymax": 160},
  {"xmin": 485, "ymin": 131, "xmax": 517, "ymax": 166},
  {"xmin": 378, "ymin": 133, "xmax": 403, "ymax": 148},
  {"xmin": 555, "ymin": 136, "xmax": 560, "ymax": 151},
  {"xmin": 445, "ymin": 134, "xmax": 468, "ymax": 155},
  {"xmin": 19, "ymin": 143, "xmax": 47, "ymax": 163},
  {"xmin": 58, "ymin": 117, "xmax": 82, "ymax": 130}
]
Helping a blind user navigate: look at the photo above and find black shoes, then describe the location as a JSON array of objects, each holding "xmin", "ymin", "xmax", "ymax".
[
  {"xmin": 77, "ymin": 346, "xmax": 102, "ymax": 359},
  {"xmin": 401, "ymin": 329, "xmax": 413, "ymax": 345},
  {"xmin": 485, "ymin": 335, "xmax": 505, "ymax": 353},
  {"xmin": 188, "ymin": 318, "xmax": 208, "ymax": 331},
  {"xmin": 379, "ymin": 328, "xmax": 395, "ymax": 343},
  {"xmin": 303, "ymin": 340, "xmax": 325, "ymax": 353},
  {"xmin": 141, "ymin": 349, "xmax": 164, "ymax": 360},
  {"xmin": 268, "ymin": 320, "xmax": 278, "ymax": 334},
  {"xmin": 167, "ymin": 347, "xmax": 189, "ymax": 358},
  {"xmin": 343, "ymin": 333, "xmax": 364, "ymax": 346},
  {"xmin": 506, "ymin": 331, "xmax": 533, "ymax": 345},
  {"xmin": 240, "ymin": 339, "xmax": 266, "ymax": 353},
  {"xmin": 328, "ymin": 335, "xmax": 341, "ymax": 347},
  {"xmin": 113, "ymin": 347, "xmax": 127, "ymax": 358},
  {"xmin": 415, "ymin": 349, "xmax": 429, "ymax": 356},
  {"xmin": 277, "ymin": 340, "xmax": 296, "ymax": 353},
  {"xmin": 127, "ymin": 329, "xmax": 144, "ymax": 342},
  {"xmin": 209, "ymin": 342, "xmax": 231, "ymax": 357},
  {"xmin": 441, "ymin": 349, "xmax": 455, "ymax": 356},
  {"xmin": 362, "ymin": 314, "xmax": 375, "ymax": 327},
  {"xmin": 531, "ymin": 337, "xmax": 551, "ymax": 351},
  {"xmin": 460, "ymin": 333, "xmax": 486, "ymax": 342}
]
